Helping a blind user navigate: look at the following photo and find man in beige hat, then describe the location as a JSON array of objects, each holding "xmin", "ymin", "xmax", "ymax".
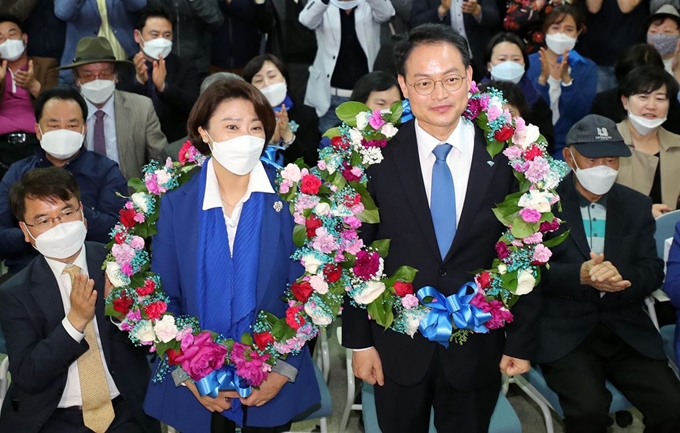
[
  {"xmin": 645, "ymin": 4, "xmax": 680, "ymax": 79},
  {"xmin": 59, "ymin": 36, "xmax": 167, "ymax": 180}
]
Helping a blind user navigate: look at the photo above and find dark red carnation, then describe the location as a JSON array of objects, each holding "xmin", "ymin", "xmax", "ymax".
[
  {"xmin": 144, "ymin": 301, "xmax": 167, "ymax": 320},
  {"xmin": 324, "ymin": 265, "xmax": 342, "ymax": 283},
  {"xmin": 136, "ymin": 279, "xmax": 156, "ymax": 297},
  {"xmin": 352, "ymin": 251, "xmax": 381, "ymax": 280},
  {"xmin": 113, "ymin": 295, "xmax": 133, "ymax": 315},
  {"xmin": 300, "ymin": 174, "xmax": 322, "ymax": 195},
  {"xmin": 253, "ymin": 331, "xmax": 275, "ymax": 350},
  {"xmin": 119, "ymin": 208, "xmax": 137, "ymax": 229},
  {"xmin": 305, "ymin": 215, "xmax": 323, "ymax": 238},
  {"xmin": 475, "ymin": 271, "xmax": 492, "ymax": 289},
  {"xmin": 539, "ymin": 218, "xmax": 560, "ymax": 233},
  {"xmin": 393, "ymin": 281, "xmax": 414, "ymax": 297},
  {"xmin": 524, "ymin": 145, "xmax": 544, "ymax": 161},
  {"xmin": 167, "ymin": 348, "xmax": 183, "ymax": 366},
  {"xmin": 285, "ymin": 307, "xmax": 305, "ymax": 330},
  {"xmin": 495, "ymin": 242, "xmax": 510, "ymax": 259},
  {"xmin": 341, "ymin": 163, "xmax": 361, "ymax": 182},
  {"xmin": 494, "ymin": 125, "xmax": 515, "ymax": 142},
  {"xmin": 291, "ymin": 281, "xmax": 314, "ymax": 303}
]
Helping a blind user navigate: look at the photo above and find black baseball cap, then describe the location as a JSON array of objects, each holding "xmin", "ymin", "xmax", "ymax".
[{"xmin": 565, "ymin": 115, "xmax": 631, "ymax": 158}]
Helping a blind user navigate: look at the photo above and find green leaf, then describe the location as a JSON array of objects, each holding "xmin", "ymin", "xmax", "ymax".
[
  {"xmin": 369, "ymin": 239, "xmax": 391, "ymax": 257},
  {"xmin": 240, "ymin": 332, "xmax": 253, "ymax": 346},
  {"xmin": 293, "ymin": 224, "xmax": 307, "ymax": 247},
  {"xmin": 510, "ymin": 216, "xmax": 537, "ymax": 239},
  {"xmin": 331, "ymin": 171, "xmax": 347, "ymax": 191},
  {"xmin": 105, "ymin": 303, "xmax": 118, "ymax": 317},
  {"xmin": 542, "ymin": 229, "xmax": 570, "ymax": 248},
  {"xmin": 128, "ymin": 177, "xmax": 147, "ymax": 192},
  {"xmin": 336, "ymin": 102, "xmax": 371, "ymax": 127},
  {"xmin": 486, "ymin": 139, "xmax": 505, "ymax": 159},
  {"xmin": 271, "ymin": 319, "xmax": 297, "ymax": 341},
  {"xmin": 366, "ymin": 291, "xmax": 394, "ymax": 329},
  {"xmin": 492, "ymin": 208, "xmax": 513, "ymax": 227},
  {"xmin": 357, "ymin": 208, "xmax": 380, "ymax": 224},
  {"xmin": 392, "ymin": 266, "xmax": 418, "ymax": 282},
  {"xmin": 499, "ymin": 271, "xmax": 518, "ymax": 292},
  {"xmin": 388, "ymin": 101, "xmax": 403, "ymax": 125},
  {"xmin": 322, "ymin": 127, "xmax": 342, "ymax": 139}
]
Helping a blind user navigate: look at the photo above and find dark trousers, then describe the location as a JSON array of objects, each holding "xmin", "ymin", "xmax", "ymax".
[
  {"xmin": 541, "ymin": 322, "xmax": 680, "ymax": 433},
  {"xmin": 373, "ymin": 351, "xmax": 500, "ymax": 433},
  {"xmin": 286, "ymin": 62, "xmax": 311, "ymax": 107},
  {"xmin": 210, "ymin": 410, "xmax": 292, "ymax": 433},
  {"xmin": 40, "ymin": 396, "xmax": 146, "ymax": 433}
]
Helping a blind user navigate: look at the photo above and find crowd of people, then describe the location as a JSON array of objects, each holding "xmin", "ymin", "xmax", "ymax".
[{"xmin": 2, "ymin": 0, "xmax": 680, "ymax": 432}]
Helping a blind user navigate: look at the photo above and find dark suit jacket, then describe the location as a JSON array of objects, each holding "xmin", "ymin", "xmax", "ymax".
[
  {"xmin": 537, "ymin": 173, "xmax": 666, "ymax": 364},
  {"xmin": 285, "ymin": 102, "xmax": 321, "ymax": 167},
  {"xmin": 0, "ymin": 56, "xmax": 58, "ymax": 104},
  {"xmin": 342, "ymin": 121, "xmax": 540, "ymax": 391},
  {"xmin": 253, "ymin": 0, "xmax": 316, "ymax": 63},
  {"xmin": 0, "ymin": 242, "xmax": 160, "ymax": 433},
  {"xmin": 118, "ymin": 53, "xmax": 200, "ymax": 143}
]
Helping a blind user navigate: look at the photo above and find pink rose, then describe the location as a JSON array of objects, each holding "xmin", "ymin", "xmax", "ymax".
[{"xmin": 175, "ymin": 331, "xmax": 227, "ymax": 381}]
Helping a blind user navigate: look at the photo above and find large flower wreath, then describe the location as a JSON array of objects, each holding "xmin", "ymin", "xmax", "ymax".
[{"xmin": 104, "ymin": 82, "xmax": 570, "ymax": 396}]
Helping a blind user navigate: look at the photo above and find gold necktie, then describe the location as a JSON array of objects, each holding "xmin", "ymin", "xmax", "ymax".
[{"xmin": 63, "ymin": 265, "xmax": 115, "ymax": 433}]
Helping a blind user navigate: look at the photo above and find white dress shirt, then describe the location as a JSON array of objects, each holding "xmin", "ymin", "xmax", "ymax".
[
  {"xmin": 202, "ymin": 158, "xmax": 275, "ymax": 255},
  {"xmin": 44, "ymin": 246, "xmax": 120, "ymax": 408},
  {"xmin": 415, "ymin": 118, "xmax": 474, "ymax": 225},
  {"xmin": 85, "ymin": 93, "xmax": 119, "ymax": 164}
]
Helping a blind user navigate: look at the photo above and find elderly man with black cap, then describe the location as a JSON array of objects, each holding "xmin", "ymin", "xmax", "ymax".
[
  {"xmin": 59, "ymin": 36, "xmax": 167, "ymax": 180},
  {"xmin": 536, "ymin": 114, "xmax": 680, "ymax": 433}
]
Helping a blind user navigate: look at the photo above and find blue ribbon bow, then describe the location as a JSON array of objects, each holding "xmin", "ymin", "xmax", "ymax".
[
  {"xmin": 264, "ymin": 144, "xmax": 286, "ymax": 167},
  {"xmin": 401, "ymin": 99, "xmax": 414, "ymax": 123},
  {"xmin": 195, "ymin": 365, "xmax": 252, "ymax": 399},
  {"xmin": 416, "ymin": 283, "xmax": 492, "ymax": 347}
]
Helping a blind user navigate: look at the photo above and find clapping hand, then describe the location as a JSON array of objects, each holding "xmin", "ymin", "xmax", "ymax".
[
  {"xmin": 581, "ymin": 252, "xmax": 631, "ymax": 293},
  {"xmin": 152, "ymin": 54, "xmax": 167, "ymax": 92},
  {"xmin": 461, "ymin": 0, "xmax": 482, "ymax": 18},
  {"xmin": 277, "ymin": 105, "xmax": 293, "ymax": 144},
  {"xmin": 438, "ymin": 0, "xmax": 451, "ymax": 16},
  {"xmin": 134, "ymin": 51, "xmax": 148, "ymax": 85},
  {"xmin": 14, "ymin": 60, "xmax": 40, "ymax": 96}
]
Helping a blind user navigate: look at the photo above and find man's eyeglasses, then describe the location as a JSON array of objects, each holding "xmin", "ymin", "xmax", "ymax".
[
  {"xmin": 78, "ymin": 71, "xmax": 115, "ymax": 83},
  {"xmin": 405, "ymin": 75, "xmax": 466, "ymax": 96},
  {"xmin": 24, "ymin": 205, "xmax": 82, "ymax": 230}
]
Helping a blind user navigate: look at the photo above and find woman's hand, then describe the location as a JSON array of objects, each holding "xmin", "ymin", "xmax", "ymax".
[
  {"xmin": 538, "ymin": 48, "xmax": 551, "ymax": 85},
  {"xmin": 560, "ymin": 50, "xmax": 572, "ymax": 84},
  {"xmin": 239, "ymin": 372, "xmax": 288, "ymax": 407},
  {"xmin": 278, "ymin": 105, "xmax": 294, "ymax": 143},
  {"xmin": 185, "ymin": 380, "xmax": 241, "ymax": 412}
]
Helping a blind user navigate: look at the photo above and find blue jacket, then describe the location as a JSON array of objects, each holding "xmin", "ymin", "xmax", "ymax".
[
  {"xmin": 143, "ymin": 162, "xmax": 321, "ymax": 432},
  {"xmin": 55, "ymin": 0, "xmax": 147, "ymax": 86},
  {"xmin": 664, "ymin": 221, "xmax": 680, "ymax": 365},
  {"xmin": 0, "ymin": 148, "xmax": 128, "ymax": 274},
  {"xmin": 526, "ymin": 51, "xmax": 597, "ymax": 160}
]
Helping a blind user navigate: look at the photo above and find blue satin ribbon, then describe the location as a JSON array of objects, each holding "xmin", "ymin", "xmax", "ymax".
[
  {"xmin": 416, "ymin": 283, "xmax": 492, "ymax": 348},
  {"xmin": 264, "ymin": 144, "xmax": 286, "ymax": 167},
  {"xmin": 401, "ymin": 99, "xmax": 414, "ymax": 123},
  {"xmin": 195, "ymin": 365, "xmax": 252, "ymax": 399}
]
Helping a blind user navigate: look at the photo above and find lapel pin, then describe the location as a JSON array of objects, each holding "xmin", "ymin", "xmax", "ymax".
[
  {"xmin": 273, "ymin": 201, "xmax": 283, "ymax": 212},
  {"xmin": 487, "ymin": 160, "xmax": 495, "ymax": 167}
]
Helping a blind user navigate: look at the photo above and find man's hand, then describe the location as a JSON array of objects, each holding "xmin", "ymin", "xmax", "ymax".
[
  {"xmin": 0, "ymin": 60, "xmax": 7, "ymax": 82},
  {"xmin": 67, "ymin": 271, "xmax": 97, "ymax": 333},
  {"xmin": 152, "ymin": 54, "xmax": 167, "ymax": 93},
  {"xmin": 438, "ymin": 0, "xmax": 451, "ymax": 17},
  {"xmin": 652, "ymin": 203, "xmax": 672, "ymax": 218},
  {"xmin": 352, "ymin": 348, "xmax": 384, "ymax": 386},
  {"xmin": 15, "ymin": 60, "xmax": 40, "ymax": 96},
  {"xmin": 134, "ymin": 51, "xmax": 148, "ymax": 85},
  {"xmin": 186, "ymin": 380, "xmax": 240, "ymax": 412},
  {"xmin": 581, "ymin": 252, "xmax": 631, "ymax": 292},
  {"xmin": 461, "ymin": 0, "xmax": 482, "ymax": 18},
  {"xmin": 500, "ymin": 355, "xmax": 530, "ymax": 376},
  {"xmin": 240, "ymin": 371, "xmax": 288, "ymax": 407}
]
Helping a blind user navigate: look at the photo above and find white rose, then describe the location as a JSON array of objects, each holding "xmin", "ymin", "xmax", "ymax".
[
  {"xmin": 380, "ymin": 123, "xmax": 398, "ymax": 139},
  {"xmin": 105, "ymin": 261, "xmax": 130, "ymax": 288},
  {"xmin": 302, "ymin": 254, "xmax": 323, "ymax": 274},
  {"xmin": 134, "ymin": 320, "xmax": 155, "ymax": 344},
  {"xmin": 349, "ymin": 129, "xmax": 363, "ymax": 145},
  {"xmin": 498, "ymin": 264, "xmax": 507, "ymax": 275},
  {"xmin": 518, "ymin": 191, "xmax": 552, "ymax": 213},
  {"xmin": 515, "ymin": 269, "xmax": 536, "ymax": 295},
  {"xmin": 525, "ymin": 124, "xmax": 540, "ymax": 146},
  {"xmin": 131, "ymin": 192, "xmax": 149, "ymax": 213},
  {"xmin": 155, "ymin": 169, "xmax": 171, "ymax": 185},
  {"xmin": 314, "ymin": 202, "xmax": 331, "ymax": 216},
  {"xmin": 353, "ymin": 281, "xmax": 386, "ymax": 305},
  {"xmin": 304, "ymin": 303, "xmax": 333, "ymax": 326},
  {"xmin": 153, "ymin": 315, "xmax": 178, "ymax": 343},
  {"xmin": 356, "ymin": 112, "xmax": 370, "ymax": 130}
]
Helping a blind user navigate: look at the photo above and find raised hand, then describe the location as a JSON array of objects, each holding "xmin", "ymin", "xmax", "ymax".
[
  {"xmin": 560, "ymin": 50, "xmax": 572, "ymax": 84},
  {"xmin": 134, "ymin": 51, "xmax": 148, "ymax": 85},
  {"xmin": 152, "ymin": 54, "xmax": 167, "ymax": 93},
  {"xmin": 461, "ymin": 0, "xmax": 482, "ymax": 18},
  {"xmin": 537, "ymin": 48, "xmax": 551, "ymax": 85},
  {"xmin": 278, "ymin": 105, "xmax": 293, "ymax": 144},
  {"xmin": 67, "ymin": 271, "xmax": 97, "ymax": 333},
  {"xmin": 438, "ymin": 0, "xmax": 452, "ymax": 16},
  {"xmin": 15, "ymin": 60, "xmax": 40, "ymax": 96}
]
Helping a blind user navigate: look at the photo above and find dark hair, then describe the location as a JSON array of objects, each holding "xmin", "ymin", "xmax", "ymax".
[
  {"xmin": 646, "ymin": 16, "xmax": 680, "ymax": 33},
  {"xmin": 0, "ymin": 13, "xmax": 25, "ymax": 34},
  {"xmin": 542, "ymin": 5, "xmax": 584, "ymax": 34},
  {"xmin": 187, "ymin": 80, "xmax": 277, "ymax": 154},
  {"xmin": 9, "ymin": 167, "xmax": 81, "ymax": 222},
  {"xmin": 620, "ymin": 65, "xmax": 679, "ymax": 100},
  {"xmin": 350, "ymin": 72, "xmax": 401, "ymax": 104},
  {"xmin": 394, "ymin": 24, "xmax": 471, "ymax": 76},
  {"xmin": 243, "ymin": 54, "xmax": 290, "ymax": 85},
  {"xmin": 33, "ymin": 86, "xmax": 88, "ymax": 123},
  {"xmin": 485, "ymin": 32, "xmax": 530, "ymax": 71},
  {"xmin": 134, "ymin": 5, "xmax": 174, "ymax": 31},
  {"xmin": 614, "ymin": 44, "xmax": 664, "ymax": 85},
  {"xmin": 478, "ymin": 81, "xmax": 532, "ymax": 119}
]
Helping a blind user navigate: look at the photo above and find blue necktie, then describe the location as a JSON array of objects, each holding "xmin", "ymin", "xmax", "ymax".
[{"xmin": 431, "ymin": 144, "xmax": 457, "ymax": 260}]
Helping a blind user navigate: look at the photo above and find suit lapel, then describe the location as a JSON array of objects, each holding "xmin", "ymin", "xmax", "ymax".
[
  {"xmin": 256, "ymin": 194, "xmax": 281, "ymax": 307},
  {"xmin": 30, "ymin": 257, "xmax": 66, "ymax": 331},
  {"xmin": 559, "ymin": 173, "xmax": 592, "ymax": 258},
  {"xmin": 602, "ymin": 186, "xmax": 625, "ymax": 263},
  {"xmin": 113, "ymin": 91, "xmax": 128, "ymax": 163}
]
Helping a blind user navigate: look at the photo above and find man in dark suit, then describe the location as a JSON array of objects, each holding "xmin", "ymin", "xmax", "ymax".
[
  {"xmin": 0, "ymin": 167, "xmax": 160, "ymax": 433},
  {"xmin": 538, "ymin": 114, "xmax": 680, "ymax": 433},
  {"xmin": 342, "ymin": 24, "xmax": 539, "ymax": 433},
  {"xmin": 119, "ymin": 6, "xmax": 199, "ymax": 143}
]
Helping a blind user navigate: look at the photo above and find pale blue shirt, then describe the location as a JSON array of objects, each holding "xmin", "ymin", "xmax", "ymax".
[{"xmin": 85, "ymin": 94, "xmax": 119, "ymax": 165}]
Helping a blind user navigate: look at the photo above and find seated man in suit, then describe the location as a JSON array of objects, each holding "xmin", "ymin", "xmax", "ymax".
[
  {"xmin": 0, "ymin": 13, "xmax": 58, "ymax": 179},
  {"xmin": 538, "ymin": 114, "xmax": 680, "ymax": 433},
  {"xmin": 59, "ymin": 36, "xmax": 167, "ymax": 180},
  {"xmin": 118, "ymin": 5, "xmax": 199, "ymax": 143},
  {"xmin": 0, "ymin": 167, "xmax": 160, "ymax": 433},
  {"xmin": 0, "ymin": 86, "xmax": 127, "ymax": 280}
]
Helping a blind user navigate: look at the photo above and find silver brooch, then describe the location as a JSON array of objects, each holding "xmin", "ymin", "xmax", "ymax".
[
  {"xmin": 273, "ymin": 201, "xmax": 283, "ymax": 212},
  {"xmin": 487, "ymin": 161, "xmax": 495, "ymax": 167}
]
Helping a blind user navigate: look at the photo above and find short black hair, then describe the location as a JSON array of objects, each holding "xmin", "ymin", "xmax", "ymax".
[
  {"xmin": 33, "ymin": 86, "xmax": 88, "ymax": 123},
  {"xmin": 242, "ymin": 54, "xmax": 290, "ymax": 85},
  {"xmin": 478, "ymin": 81, "xmax": 532, "ymax": 119},
  {"xmin": 543, "ymin": 5, "xmax": 584, "ymax": 34},
  {"xmin": 394, "ymin": 24, "xmax": 471, "ymax": 76},
  {"xmin": 620, "ymin": 65, "xmax": 679, "ymax": 101},
  {"xmin": 614, "ymin": 44, "xmax": 664, "ymax": 85},
  {"xmin": 484, "ymin": 32, "xmax": 530, "ymax": 71},
  {"xmin": 9, "ymin": 167, "xmax": 81, "ymax": 222},
  {"xmin": 350, "ymin": 71, "xmax": 400, "ymax": 104},
  {"xmin": 134, "ymin": 5, "xmax": 174, "ymax": 32},
  {"xmin": 0, "ymin": 13, "xmax": 25, "ymax": 34}
]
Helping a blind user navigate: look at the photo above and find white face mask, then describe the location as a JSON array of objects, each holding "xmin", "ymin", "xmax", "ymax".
[
  {"xmin": 545, "ymin": 33, "xmax": 577, "ymax": 55},
  {"xmin": 39, "ymin": 126, "xmax": 84, "ymax": 160},
  {"xmin": 206, "ymin": 133, "xmax": 265, "ymax": 175},
  {"xmin": 260, "ymin": 82, "xmax": 287, "ymax": 107},
  {"xmin": 490, "ymin": 61, "xmax": 524, "ymax": 84},
  {"xmin": 79, "ymin": 79, "xmax": 116, "ymax": 105},
  {"xmin": 141, "ymin": 36, "xmax": 173, "ymax": 60},
  {"xmin": 0, "ymin": 38, "xmax": 25, "ymax": 61},
  {"xmin": 330, "ymin": 0, "xmax": 361, "ymax": 9},
  {"xmin": 627, "ymin": 111, "xmax": 666, "ymax": 136},
  {"xmin": 569, "ymin": 150, "xmax": 618, "ymax": 195},
  {"xmin": 26, "ymin": 213, "xmax": 87, "ymax": 260}
]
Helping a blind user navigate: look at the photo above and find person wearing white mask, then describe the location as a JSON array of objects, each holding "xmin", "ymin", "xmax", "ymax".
[
  {"xmin": 244, "ymin": 53, "xmax": 321, "ymax": 166},
  {"xmin": 58, "ymin": 36, "xmax": 167, "ymax": 180},
  {"xmin": 615, "ymin": 65, "xmax": 680, "ymax": 218},
  {"xmin": 537, "ymin": 114, "xmax": 680, "ymax": 433},
  {"xmin": 143, "ymin": 79, "xmax": 321, "ymax": 433},
  {"xmin": 0, "ymin": 86, "xmax": 127, "ymax": 281},
  {"xmin": 0, "ymin": 14, "xmax": 58, "ymax": 180},
  {"xmin": 526, "ymin": 5, "xmax": 597, "ymax": 160},
  {"xmin": 120, "ymin": 6, "xmax": 199, "ymax": 143}
]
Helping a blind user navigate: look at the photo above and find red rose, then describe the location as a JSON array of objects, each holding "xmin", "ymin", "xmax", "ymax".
[
  {"xmin": 324, "ymin": 265, "xmax": 342, "ymax": 283},
  {"xmin": 166, "ymin": 348, "xmax": 183, "ymax": 366},
  {"xmin": 393, "ymin": 281, "xmax": 414, "ymax": 297},
  {"xmin": 144, "ymin": 301, "xmax": 167, "ymax": 320},
  {"xmin": 286, "ymin": 307, "xmax": 305, "ymax": 330},
  {"xmin": 300, "ymin": 174, "xmax": 322, "ymax": 195},
  {"xmin": 475, "ymin": 271, "xmax": 492, "ymax": 289},
  {"xmin": 305, "ymin": 215, "xmax": 323, "ymax": 238},
  {"xmin": 494, "ymin": 125, "xmax": 515, "ymax": 142},
  {"xmin": 331, "ymin": 136, "xmax": 349, "ymax": 150},
  {"xmin": 119, "ymin": 208, "xmax": 137, "ymax": 229},
  {"xmin": 114, "ymin": 232, "xmax": 126, "ymax": 244},
  {"xmin": 136, "ymin": 279, "xmax": 155, "ymax": 297},
  {"xmin": 113, "ymin": 295, "xmax": 133, "ymax": 315},
  {"xmin": 524, "ymin": 145, "xmax": 543, "ymax": 161},
  {"xmin": 291, "ymin": 281, "xmax": 314, "ymax": 303},
  {"xmin": 253, "ymin": 331, "xmax": 275, "ymax": 350}
]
